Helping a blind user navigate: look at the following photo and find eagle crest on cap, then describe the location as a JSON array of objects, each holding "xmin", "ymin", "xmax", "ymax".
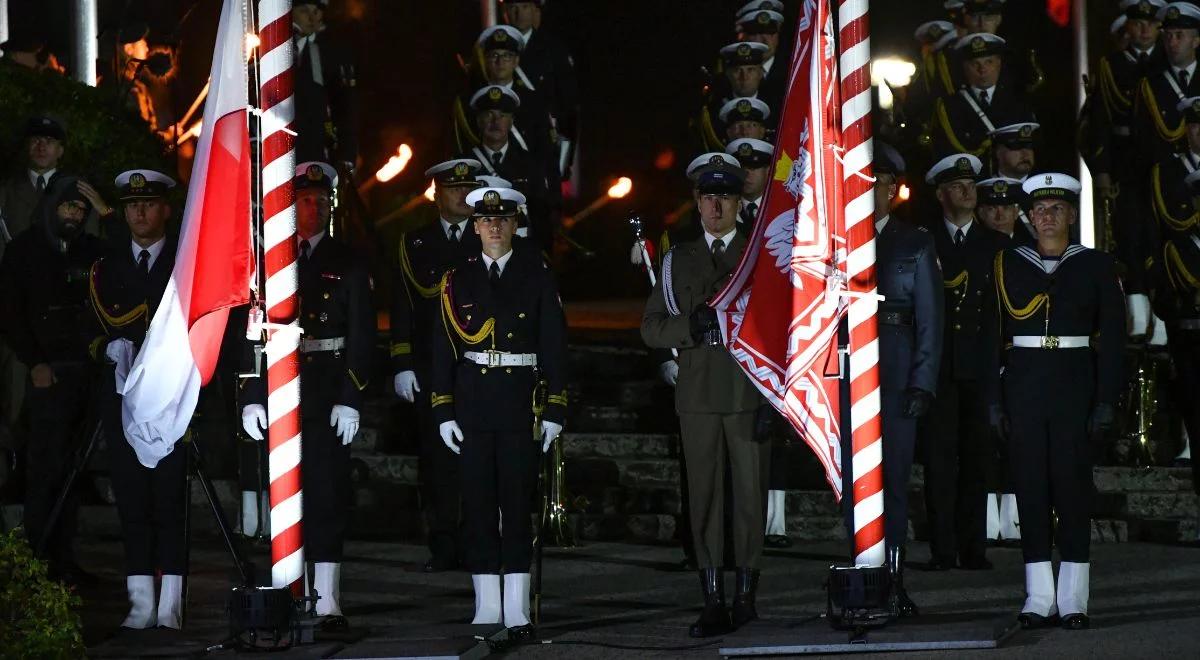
[
  {"xmin": 454, "ymin": 162, "xmax": 470, "ymax": 176},
  {"xmin": 483, "ymin": 190, "xmax": 501, "ymax": 206},
  {"xmin": 955, "ymin": 156, "xmax": 971, "ymax": 172},
  {"xmin": 130, "ymin": 173, "xmax": 146, "ymax": 190},
  {"xmin": 737, "ymin": 143, "xmax": 754, "ymax": 157},
  {"xmin": 1168, "ymin": 6, "xmax": 1181, "ymax": 19},
  {"xmin": 994, "ymin": 180, "xmax": 1008, "ymax": 194},
  {"xmin": 756, "ymin": 11, "xmax": 771, "ymax": 24},
  {"xmin": 709, "ymin": 154, "xmax": 726, "ymax": 166},
  {"xmin": 1044, "ymin": 174, "xmax": 1054, "ymax": 185},
  {"xmin": 1019, "ymin": 124, "xmax": 1034, "ymax": 138},
  {"xmin": 487, "ymin": 87, "xmax": 503, "ymax": 101},
  {"xmin": 737, "ymin": 43, "xmax": 751, "ymax": 57},
  {"xmin": 929, "ymin": 24, "xmax": 947, "ymax": 38},
  {"xmin": 971, "ymin": 36, "xmax": 986, "ymax": 51},
  {"xmin": 1140, "ymin": 0, "xmax": 1152, "ymax": 12},
  {"xmin": 307, "ymin": 164, "xmax": 324, "ymax": 180},
  {"xmin": 494, "ymin": 30, "xmax": 508, "ymax": 42},
  {"xmin": 736, "ymin": 99, "xmax": 752, "ymax": 115}
]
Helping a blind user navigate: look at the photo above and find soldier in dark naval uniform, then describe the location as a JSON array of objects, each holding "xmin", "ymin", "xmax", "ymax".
[
  {"xmin": 240, "ymin": 161, "xmax": 373, "ymax": 629},
  {"xmin": 699, "ymin": 42, "xmax": 770, "ymax": 154},
  {"xmin": 642, "ymin": 153, "xmax": 768, "ymax": 638},
  {"xmin": 390, "ymin": 158, "xmax": 483, "ymax": 573},
  {"xmin": 86, "ymin": 169, "xmax": 186, "ymax": 629},
  {"xmin": 0, "ymin": 174, "xmax": 106, "ymax": 585},
  {"xmin": 1132, "ymin": 3, "xmax": 1200, "ymax": 172},
  {"xmin": 734, "ymin": 4, "xmax": 787, "ymax": 110},
  {"xmin": 291, "ymin": 0, "xmax": 359, "ymax": 168},
  {"xmin": 920, "ymin": 153, "xmax": 1008, "ymax": 572},
  {"xmin": 977, "ymin": 176, "xmax": 1036, "ymax": 245},
  {"xmin": 986, "ymin": 174, "xmax": 1124, "ymax": 631},
  {"xmin": 930, "ymin": 33, "xmax": 1032, "ymax": 159},
  {"xmin": 868, "ymin": 144, "xmax": 943, "ymax": 617},
  {"xmin": 431, "ymin": 185, "xmax": 568, "ymax": 641}
]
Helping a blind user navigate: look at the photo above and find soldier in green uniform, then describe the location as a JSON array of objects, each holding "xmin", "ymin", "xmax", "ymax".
[{"xmin": 642, "ymin": 153, "xmax": 767, "ymax": 637}]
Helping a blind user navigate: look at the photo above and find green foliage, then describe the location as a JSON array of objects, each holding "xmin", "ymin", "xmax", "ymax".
[
  {"xmin": 0, "ymin": 528, "xmax": 85, "ymax": 659},
  {"xmin": 0, "ymin": 60, "xmax": 173, "ymax": 206}
]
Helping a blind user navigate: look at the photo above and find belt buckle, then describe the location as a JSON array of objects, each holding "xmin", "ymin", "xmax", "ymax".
[
  {"xmin": 1041, "ymin": 335, "xmax": 1059, "ymax": 350},
  {"xmin": 484, "ymin": 350, "xmax": 503, "ymax": 368}
]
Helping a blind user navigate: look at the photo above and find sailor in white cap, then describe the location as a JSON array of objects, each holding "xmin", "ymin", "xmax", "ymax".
[
  {"xmin": 431, "ymin": 184, "xmax": 568, "ymax": 644},
  {"xmin": 921, "ymin": 152, "xmax": 1010, "ymax": 573},
  {"xmin": 735, "ymin": 5, "xmax": 787, "ymax": 108},
  {"xmin": 987, "ymin": 173, "xmax": 1124, "ymax": 631},
  {"xmin": 718, "ymin": 97, "xmax": 772, "ymax": 144}
]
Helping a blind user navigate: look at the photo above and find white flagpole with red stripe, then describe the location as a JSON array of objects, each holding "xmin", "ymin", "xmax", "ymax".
[
  {"xmin": 257, "ymin": 0, "xmax": 305, "ymax": 595},
  {"xmin": 837, "ymin": 0, "xmax": 885, "ymax": 567}
]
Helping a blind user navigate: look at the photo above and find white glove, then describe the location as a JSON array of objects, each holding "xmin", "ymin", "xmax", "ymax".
[
  {"xmin": 393, "ymin": 370, "xmax": 420, "ymax": 402},
  {"xmin": 105, "ymin": 338, "xmax": 136, "ymax": 390},
  {"xmin": 330, "ymin": 405, "xmax": 360, "ymax": 445},
  {"xmin": 241, "ymin": 404, "xmax": 267, "ymax": 441},
  {"xmin": 630, "ymin": 241, "xmax": 645, "ymax": 266},
  {"xmin": 540, "ymin": 420, "xmax": 563, "ymax": 454},
  {"xmin": 439, "ymin": 421, "xmax": 463, "ymax": 454},
  {"xmin": 1127, "ymin": 293, "xmax": 1150, "ymax": 337},
  {"xmin": 1149, "ymin": 313, "xmax": 1168, "ymax": 346},
  {"xmin": 658, "ymin": 360, "xmax": 679, "ymax": 386}
]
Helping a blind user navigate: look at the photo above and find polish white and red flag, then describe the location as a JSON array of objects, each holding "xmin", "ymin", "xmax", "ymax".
[
  {"xmin": 712, "ymin": 0, "xmax": 851, "ymax": 497},
  {"xmin": 120, "ymin": 0, "xmax": 253, "ymax": 468}
]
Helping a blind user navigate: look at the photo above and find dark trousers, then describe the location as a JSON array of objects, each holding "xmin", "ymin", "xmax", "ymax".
[
  {"xmin": 1005, "ymin": 349, "xmax": 1095, "ymax": 563},
  {"xmin": 236, "ymin": 438, "xmax": 267, "ymax": 491},
  {"xmin": 674, "ymin": 425, "xmax": 697, "ymax": 564},
  {"xmin": 1168, "ymin": 329, "xmax": 1200, "ymax": 495},
  {"xmin": 108, "ymin": 421, "xmax": 188, "ymax": 575},
  {"xmin": 923, "ymin": 377, "xmax": 989, "ymax": 563},
  {"xmin": 460, "ymin": 428, "xmax": 538, "ymax": 574},
  {"xmin": 23, "ymin": 366, "xmax": 90, "ymax": 564},
  {"xmin": 302, "ymin": 416, "xmax": 352, "ymax": 562},
  {"xmin": 881, "ymin": 387, "xmax": 918, "ymax": 548},
  {"xmin": 417, "ymin": 392, "xmax": 462, "ymax": 563},
  {"xmin": 678, "ymin": 411, "xmax": 769, "ymax": 569}
]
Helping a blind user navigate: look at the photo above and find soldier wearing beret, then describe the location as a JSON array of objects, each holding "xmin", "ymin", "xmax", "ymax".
[
  {"xmin": 85, "ymin": 169, "xmax": 187, "ymax": 628},
  {"xmin": 240, "ymin": 161, "xmax": 374, "ymax": 630},
  {"xmin": 930, "ymin": 33, "xmax": 1033, "ymax": 158},
  {"xmin": 867, "ymin": 144, "xmax": 944, "ymax": 616},
  {"xmin": 291, "ymin": 0, "xmax": 360, "ymax": 169},
  {"xmin": 431, "ymin": 185, "xmax": 568, "ymax": 642},
  {"xmin": 642, "ymin": 153, "xmax": 768, "ymax": 637},
  {"xmin": 0, "ymin": 174, "xmax": 106, "ymax": 585},
  {"xmin": 985, "ymin": 174, "xmax": 1124, "ymax": 631},
  {"xmin": 920, "ymin": 153, "xmax": 1008, "ymax": 573},
  {"xmin": 390, "ymin": 158, "xmax": 483, "ymax": 573}
]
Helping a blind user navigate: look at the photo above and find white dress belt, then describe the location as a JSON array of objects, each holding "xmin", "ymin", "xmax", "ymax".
[
  {"xmin": 464, "ymin": 350, "xmax": 538, "ymax": 367},
  {"xmin": 1010, "ymin": 335, "xmax": 1090, "ymax": 349},
  {"xmin": 299, "ymin": 337, "xmax": 346, "ymax": 353}
]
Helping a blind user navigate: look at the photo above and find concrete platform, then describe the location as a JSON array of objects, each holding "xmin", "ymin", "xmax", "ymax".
[{"xmin": 719, "ymin": 612, "xmax": 1017, "ymax": 656}]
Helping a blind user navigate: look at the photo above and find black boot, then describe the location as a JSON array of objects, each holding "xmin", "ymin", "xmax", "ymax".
[
  {"xmin": 888, "ymin": 546, "xmax": 918, "ymax": 618},
  {"xmin": 731, "ymin": 568, "xmax": 760, "ymax": 628},
  {"xmin": 689, "ymin": 568, "xmax": 732, "ymax": 638}
]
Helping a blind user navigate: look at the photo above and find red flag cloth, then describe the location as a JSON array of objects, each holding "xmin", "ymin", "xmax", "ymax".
[
  {"xmin": 712, "ymin": 0, "xmax": 849, "ymax": 498},
  {"xmin": 1046, "ymin": 0, "xmax": 1070, "ymax": 27},
  {"xmin": 119, "ymin": 0, "xmax": 252, "ymax": 467}
]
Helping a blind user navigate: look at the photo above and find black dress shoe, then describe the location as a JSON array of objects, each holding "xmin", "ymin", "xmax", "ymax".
[
  {"xmin": 319, "ymin": 615, "xmax": 349, "ymax": 631},
  {"xmin": 764, "ymin": 534, "xmax": 793, "ymax": 549},
  {"xmin": 958, "ymin": 556, "xmax": 994, "ymax": 570},
  {"xmin": 730, "ymin": 568, "xmax": 760, "ymax": 629},
  {"xmin": 919, "ymin": 557, "xmax": 955, "ymax": 571},
  {"xmin": 1060, "ymin": 613, "xmax": 1090, "ymax": 630},
  {"xmin": 1018, "ymin": 612, "xmax": 1060, "ymax": 629},
  {"xmin": 689, "ymin": 568, "xmax": 732, "ymax": 638},
  {"xmin": 507, "ymin": 624, "xmax": 537, "ymax": 644}
]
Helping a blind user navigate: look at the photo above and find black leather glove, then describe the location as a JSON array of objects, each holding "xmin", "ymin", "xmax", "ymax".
[
  {"xmin": 688, "ymin": 305, "xmax": 719, "ymax": 343},
  {"xmin": 1087, "ymin": 403, "xmax": 1115, "ymax": 442},
  {"xmin": 901, "ymin": 388, "xmax": 934, "ymax": 418},
  {"xmin": 988, "ymin": 403, "xmax": 1010, "ymax": 443}
]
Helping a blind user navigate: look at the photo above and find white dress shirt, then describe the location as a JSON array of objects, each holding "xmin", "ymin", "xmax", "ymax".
[
  {"xmin": 482, "ymin": 249, "xmax": 514, "ymax": 275},
  {"xmin": 131, "ymin": 237, "xmax": 167, "ymax": 271},
  {"xmin": 944, "ymin": 218, "xmax": 973, "ymax": 242},
  {"xmin": 29, "ymin": 168, "xmax": 56, "ymax": 189},
  {"xmin": 704, "ymin": 226, "xmax": 738, "ymax": 252},
  {"xmin": 440, "ymin": 218, "xmax": 470, "ymax": 241}
]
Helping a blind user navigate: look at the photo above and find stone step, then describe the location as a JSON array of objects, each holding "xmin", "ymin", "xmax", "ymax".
[
  {"xmin": 1096, "ymin": 491, "xmax": 1199, "ymax": 520},
  {"xmin": 567, "ymin": 344, "xmax": 649, "ymax": 381},
  {"xmin": 1093, "ymin": 466, "xmax": 1195, "ymax": 493},
  {"xmin": 563, "ymin": 432, "xmax": 677, "ymax": 460},
  {"xmin": 567, "ymin": 379, "xmax": 670, "ymax": 411},
  {"xmin": 568, "ymin": 405, "xmax": 645, "ymax": 433},
  {"xmin": 1136, "ymin": 517, "xmax": 1200, "ymax": 544}
]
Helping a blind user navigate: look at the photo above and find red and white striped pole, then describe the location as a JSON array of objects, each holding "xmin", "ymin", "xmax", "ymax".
[
  {"xmin": 257, "ymin": 0, "xmax": 305, "ymax": 595},
  {"xmin": 837, "ymin": 0, "xmax": 885, "ymax": 567}
]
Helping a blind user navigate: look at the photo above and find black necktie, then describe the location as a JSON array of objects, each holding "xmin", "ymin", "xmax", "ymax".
[
  {"xmin": 137, "ymin": 249, "xmax": 150, "ymax": 277},
  {"xmin": 742, "ymin": 202, "xmax": 758, "ymax": 226},
  {"xmin": 711, "ymin": 238, "xmax": 726, "ymax": 261},
  {"xmin": 299, "ymin": 240, "xmax": 311, "ymax": 267},
  {"xmin": 448, "ymin": 224, "xmax": 460, "ymax": 242},
  {"xmin": 1180, "ymin": 68, "xmax": 1191, "ymax": 89},
  {"xmin": 489, "ymin": 261, "xmax": 501, "ymax": 286},
  {"xmin": 954, "ymin": 228, "xmax": 965, "ymax": 247},
  {"xmin": 491, "ymin": 151, "xmax": 503, "ymax": 168},
  {"xmin": 35, "ymin": 174, "xmax": 45, "ymax": 193},
  {"xmin": 977, "ymin": 89, "xmax": 990, "ymax": 109}
]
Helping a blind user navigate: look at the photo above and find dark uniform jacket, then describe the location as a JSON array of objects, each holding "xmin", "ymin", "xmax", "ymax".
[
  {"xmin": 86, "ymin": 239, "xmax": 176, "ymax": 358},
  {"xmin": 462, "ymin": 143, "xmax": 551, "ymax": 246},
  {"xmin": 641, "ymin": 231, "xmax": 761, "ymax": 414},
  {"xmin": 453, "ymin": 80, "xmax": 555, "ymax": 161},
  {"xmin": 930, "ymin": 83, "xmax": 1032, "ymax": 159},
  {"xmin": 0, "ymin": 172, "xmax": 45, "ymax": 262},
  {"xmin": 244, "ymin": 235, "xmax": 374, "ymax": 417},
  {"xmin": 293, "ymin": 29, "xmax": 359, "ymax": 166},
  {"xmin": 930, "ymin": 220, "xmax": 1008, "ymax": 381},
  {"xmin": 390, "ymin": 219, "xmax": 482, "ymax": 380},
  {"xmin": 431, "ymin": 243, "xmax": 568, "ymax": 430},
  {"xmin": 518, "ymin": 27, "xmax": 580, "ymax": 157},
  {"xmin": 0, "ymin": 225, "xmax": 106, "ymax": 367},
  {"xmin": 1149, "ymin": 151, "xmax": 1200, "ymax": 243},
  {"xmin": 1084, "ymin": 45, "xmax": 1162, "ymax": 180},
  {"xmin": 1154, "ymin": 229, "xmax": 1200, "ymax": 324},
  {"xmin": 986, "ymin": 245, "xmax": 1126, "ymax": 405},
  {"xmin": 877, "ymin": 217, "xmax": 943, "ymax": 395},
  {"xmin": 1133, "ymin": 63, "xmax": 1200, "ymax": 171}
]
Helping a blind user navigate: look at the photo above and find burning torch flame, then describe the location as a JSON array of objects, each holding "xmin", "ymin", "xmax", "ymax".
[
  {"xmin": 375, "ymin": 144, "xmax": 413, "ymax": 183},
  {"xmin": 423, "ymin": 181, "xmax": 436, "ymax": 202},
  {"xmin": 607, "ymin": 177, "xmax": 633, "ymax": 199}
]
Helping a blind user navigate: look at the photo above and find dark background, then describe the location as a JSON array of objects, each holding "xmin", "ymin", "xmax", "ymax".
[{"xmin": 4, "ymin": 0, "xmax": 1102, "ymax": 298}]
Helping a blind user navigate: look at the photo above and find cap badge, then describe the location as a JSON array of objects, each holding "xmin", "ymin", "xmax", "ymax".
[
  {"xmin": 994, "ymin": 180, "xmax": 1008, "ymax": 194},
  {"xmin": 737, "ymin": 43, "xmax": 751, "ymax": 57},
  {"xmin": 454, "ymin": 162, "xmax": 470, "ymax": 176},
  {"xmin": 1044, "ymin": 174, "xmax": 1054, "ymax": 185},
  {"xmin": 756, "ymin": 11, "xmax": 771, "ymax": 24},
  {"xmin": 307, "ymin": 164, "xmax": 324, "ymax": 181},
  {"xmin": 130, "ymin": 173, "xmax": 146, "ymax": 190},
  {"xmin": 1140, "ymin": 0, "xmax": 1151, "ymax": 12},
  {"xmin": 738, "ymin": 143, "xmax": 753, "ymax": 157},
  {"xmin": 487, "ymin": 87, "xmax": 503, "ymax": 101},
  {"xmin": 1168, "ymin": 6, "xmax": 1181, "ymax": 19},
  {"xmin": 494, "ymin": 30, "xmax": 507, "ymax": 42},
  {"xmin": 955, "ymin": 156, "xmax": 971, "ymax": 172},
  {"xmin": 483, "ymin": 190, "xmax": 501, "ymax": 206},
  {"xmin": 929, "ymin": 24, "xmax": 946, "ymax": 38},
  {"xmin": 971, "ymin": 36, "xmax": 986, "ymax": 51},
  {"xmin": 737, "ymin": 99, "xmax": 752, "ymax": 115},
  {"xmin": 710, "ymin": 154, "xmax": 726, "ymax": 166},
  {"xmin": 1019, "ymin": 124, "xmax": 1033, "ymax": 138}
]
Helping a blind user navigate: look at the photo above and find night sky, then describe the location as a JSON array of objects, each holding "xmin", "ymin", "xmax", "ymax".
[{"xmin": 5, "ymin": 0, "xmax": 1097, "ymax": 297}]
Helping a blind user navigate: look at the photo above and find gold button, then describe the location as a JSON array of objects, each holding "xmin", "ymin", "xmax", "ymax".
[
  {"xmin": 954, "ymin": 324, "xmax": 962, "ymax": 330},
  {"xmin": 506, "ymin": 368, "xmax": 512, "ymax": 374},
  {"xmin": 480, "ymin": 368, "xmax": 487, "ymax": 374},
  {"xmin": 114, "ymin": 303, "xmax": 121, "ymax": 310},
  {"xmin": 518, "ymin": 313, "xmax": 526, "ymax": 318},
  {"xmin": 467, "ymin": 315, "xmax": 472, "ymax": 321},
  {"xmin": 506, "ymin": 332, "xmax": 513, "ymax": 338},
  {"xmin": 323, "ymin": 292, "xmax": 330, "ymax": 300},
  {"xmin": 305, "ymin": 356, "xmax": 313, "ymax": 362}
]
